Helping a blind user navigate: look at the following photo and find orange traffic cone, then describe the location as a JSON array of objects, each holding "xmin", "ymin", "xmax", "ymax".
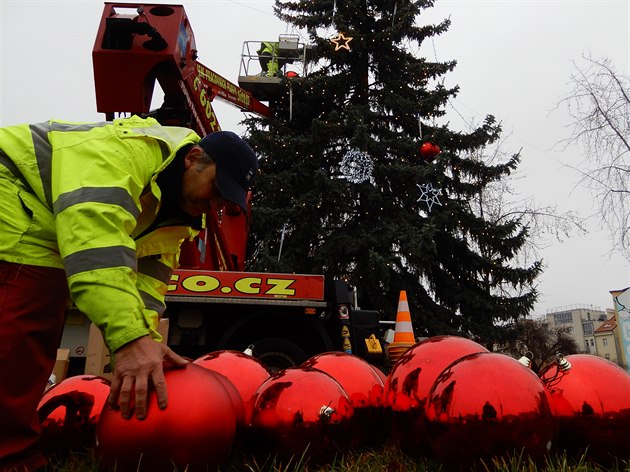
[{"xmin": 386, "ymin": 290, "xmax": 417, "ymax": 364}]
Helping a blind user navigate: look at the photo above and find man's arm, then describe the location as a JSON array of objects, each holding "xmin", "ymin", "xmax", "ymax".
[{"xmin": 49, "ymin": 122, "xmax": 186, "ymax": 418}]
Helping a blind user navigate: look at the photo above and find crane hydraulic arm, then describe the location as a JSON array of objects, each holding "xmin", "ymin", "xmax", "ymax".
[{"xmin": 92, "ymin": 2, "xmax": 272, "ymax": 136}]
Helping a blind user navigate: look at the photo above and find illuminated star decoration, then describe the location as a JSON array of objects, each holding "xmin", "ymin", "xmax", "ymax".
[
  {"xmin": 331, "ymin": 32, "xmax": 353, "ymax": 51},
  {"xmin": 417, "ymin": 183, "xmax": 443, "ymax": 212}
]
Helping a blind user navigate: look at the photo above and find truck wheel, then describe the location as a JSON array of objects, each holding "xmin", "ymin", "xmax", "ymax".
[{"xmin": 252, "ymin": 338, "xmax": 309, "ymax": 373}]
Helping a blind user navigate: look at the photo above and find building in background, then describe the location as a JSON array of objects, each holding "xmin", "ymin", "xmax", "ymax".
[
  {"xmin": 593, "ymin": 315, "xmax": 620, "ymax": 364},
  {"xmin": 610, "ymin": 288, "xmax": 630, "ymax": 373},
  {"xmin": 545, "ymin": 299, "xmax": 629, "ymax": 372},
  {"xmin": 545, "ymin": 305, "xmax": 608, "ymax": 356},
  {"xmin": 543, "ymin": 305, "xmax": 630, "ymax": 371}
]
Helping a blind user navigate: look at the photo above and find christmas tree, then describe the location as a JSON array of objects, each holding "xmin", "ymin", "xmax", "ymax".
[{"xmin": 243, "ymin": 0, "xmax": 541, "ymax": 344}]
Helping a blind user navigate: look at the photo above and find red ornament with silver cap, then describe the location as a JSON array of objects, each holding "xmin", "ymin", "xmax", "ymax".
[
  {"xmin": 540, "ymin": 353, "xmax": 630, "ymax": 465},
  {"xmin": 248, "ymin": 367, "xmax": 354, "ymax": 464}
]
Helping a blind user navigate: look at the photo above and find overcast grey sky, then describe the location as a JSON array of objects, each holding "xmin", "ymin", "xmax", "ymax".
[{"xmin": 1, "ymin": 0, "xmax": 628, "ymax": 315}]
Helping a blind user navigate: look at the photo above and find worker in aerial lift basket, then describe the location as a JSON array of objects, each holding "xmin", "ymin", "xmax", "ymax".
[
  {"xmin": 257, "ymin": 40, "xmax": 293, "ymax": 77},
  {"xmin": 0, "ymin": 115, "xmax": 258, "ymax": 472}
]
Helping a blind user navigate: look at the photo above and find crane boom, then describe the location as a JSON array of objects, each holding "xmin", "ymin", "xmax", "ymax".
[{"xmin": 92, "ymin": 2, "xmax": 272, "ymax": 136}]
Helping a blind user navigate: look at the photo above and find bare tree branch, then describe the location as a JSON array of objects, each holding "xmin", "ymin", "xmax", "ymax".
[{"xmin": 557, "ymin": 53, "xmax": 630, "ymax": 260}]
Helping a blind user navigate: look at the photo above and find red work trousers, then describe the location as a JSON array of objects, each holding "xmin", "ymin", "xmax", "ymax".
[{"xmin": 0, "ymin": 261, "xmax": 69, "ymax": 472}]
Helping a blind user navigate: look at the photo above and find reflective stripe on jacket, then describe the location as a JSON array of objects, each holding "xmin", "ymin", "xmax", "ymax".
[{"xmin": 0, "ymin": 115, "xmax": 200, "ymax": 352}]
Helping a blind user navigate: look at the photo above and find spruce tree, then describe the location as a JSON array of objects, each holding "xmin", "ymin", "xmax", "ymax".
[{"xmin": 243, "ymin": 0, "xmax": 541, "ymax": 344}]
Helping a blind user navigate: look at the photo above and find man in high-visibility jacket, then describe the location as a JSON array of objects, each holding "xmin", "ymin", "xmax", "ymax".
[
  {"xmin": 0, "ymin": 115, "xmax": 258, "ymax": 472},
  {"xmin": 258, "ymin": 41, "xmax": 280, "ymax": 77}
]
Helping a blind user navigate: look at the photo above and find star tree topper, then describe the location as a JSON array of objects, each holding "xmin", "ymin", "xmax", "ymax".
[
  {"xmin": 417, "ymin": 183, "xmax": 442, "ymax": 212},
  {"xmin": 331, "ymin": 32, "xmax": 353, "ymax": 51}
]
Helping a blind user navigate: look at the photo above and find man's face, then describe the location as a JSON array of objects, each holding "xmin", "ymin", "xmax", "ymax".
[{"xmin": 180, "ymin": 146, "xmax": 227, "ymax": 216}]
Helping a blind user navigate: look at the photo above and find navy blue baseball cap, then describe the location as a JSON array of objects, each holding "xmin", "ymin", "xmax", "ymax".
[{"xmin": 199, "ymin": 131, "xmax": 259, "ymax": 211}]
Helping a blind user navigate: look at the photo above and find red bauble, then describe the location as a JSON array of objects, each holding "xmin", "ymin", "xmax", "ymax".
[
  {"xmin": 302, "ymin": 352, "xmax": 387, "ymax": 448},
  {"xmin": 372, "ymin": 365, "xmax": 388, "ymax": 385},
  {"xmin": 285, "ymin": 71, "xmax": 299, "ymax": 78},
  {"xmin": 96, "ymin": 364, "xmax": 237, "ymax": 472},
  {"xmin": 539, "ymin": 354, "xmax": 630, "ymax": 464},
  {"xmin": 211, "ymin": 370, "xmax": 246, "ymax": 428},
  {"xmin": 194, "ymin": 350, "xmax": 270, "ymax": 425},
  {"xmin": 302, "ymin": 352, "xmax": 385, "ymax": 408},
  {"xmin": 425, "ymin": 352, "xmax": 556, "ymax": 469},
  {"xmin": 420, "ymin": 142, "xmax": 441, "ymax": 162},
  {"xmin": 249, "ymin": 367, "xmax": 354, "ymax": 464},
  {"xmin": 386, "ymin": 335, "xmax": 488, "ymax": 455},
  {"xmin": 37, "ymin": 375, "xmax": 110, "ymax": 455}
]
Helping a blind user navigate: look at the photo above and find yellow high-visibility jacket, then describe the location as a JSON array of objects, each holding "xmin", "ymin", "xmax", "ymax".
[{"xmin": 0, "ymin": 115, "xmax": 200, "ymax": 352}]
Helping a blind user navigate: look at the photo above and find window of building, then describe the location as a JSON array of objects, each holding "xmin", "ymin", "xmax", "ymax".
[
  {"xmin": 590, "ymin": 339, "xmax": 595, "ymax": 346},
  {"xmin": 603, "ymin": 338, "xmax": 608, "ymax": 347},
  {"xmin": 554, "ymin": 311, "xmax": 573, "ymax": 324},
  {"xmin": 583, "ymin": 322, "xmax": 593, "ymax": 335},
  {"xmin": 585, "ymin": 341, "xmax": 589, "ymax": 350}
]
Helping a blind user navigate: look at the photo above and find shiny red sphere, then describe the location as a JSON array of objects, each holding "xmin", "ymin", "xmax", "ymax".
[
  {"xmin": 425, "ymin": 352, "xmax": 556, "ymax": 469},
  {"xmin": 249, "ymin": 367, "xmax": 354, "ymax": 464},
  {"xmin": 302, "ymin": 352, "xmax": 385, "ymax": 408},
  {"xmin": 302, "ymin": 352, "xmax": 387, "ymax": 448},
  {"xmin": 419, "ymin": 142, "xmax": 441, "ymax": 162},
  {"xmin": 212, "ymin": 370, "xmax": 246, "ymax": 427},
  {"xmin": 539, "ymin": 354, "xmax": 630, "ymax": 464},
  {"xmin": 37, "ymin": 375, "xmax": 111, "ymax": 455},
  {"xmin": 386, "ymin": 335, "xmax": 488, "ymax": 455},
  {"xmin": 372, "ymin": 365, "xmax": 388, "ymax": 384},
  {"xmin": 96, "ymin": 364, "xmax": 237, "ymax": 472},
  {"xmin": 194, "ymin": 350, "xmax": 270, "ymax": 424}
]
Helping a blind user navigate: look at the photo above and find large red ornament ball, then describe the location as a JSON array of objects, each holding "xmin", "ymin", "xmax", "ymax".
[
  {"xmin": 96, "ymin": 364, "xmax": 237, "ymax": 472},
  {"xmin": 419, "ymin": 142, "xmax": 441, "ymax": 162},
  {"xmin": 539, "ymin": 354, "xmax": 630, "ymax": 464},
  {"xmin": 301, "ymin": 352, "xmax": 387, "ymax": 448},
  {"xmin": 386, "ymin": 335, "xmax": 488, "ymax": 455},
  {"xmin": 211, "ymin": 370, "xmax": 246, "ymax": 428},
  {"xmin": 193, "ymin": 350, "xmax": 270, "ymax": 425},
  {"xmin": 302, "ymin": 352, "xmax": 385, "ymax": 408},
  {"xmin": 425, "ymin": 352, "xmax": 556, "ymax": 469},
  {"xmin": 248, "ymin": 367, "xmax": 354, "ymax": 464},
  {"xmin": 37, "ymin": 375, "xmax": 111, "ymax": 455}
]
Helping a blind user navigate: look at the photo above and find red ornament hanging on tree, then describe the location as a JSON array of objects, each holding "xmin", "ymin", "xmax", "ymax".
[{"xmin": 419, "ymin": 142, "xmax": 441, "ymax": 162}]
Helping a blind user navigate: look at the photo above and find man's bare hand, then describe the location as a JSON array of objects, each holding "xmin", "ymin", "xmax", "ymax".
[{"xmin": 108, "ymin": 335, "xmax": 189, "ymax": 420}]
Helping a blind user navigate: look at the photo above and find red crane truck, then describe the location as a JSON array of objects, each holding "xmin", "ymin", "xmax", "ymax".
[{"xmin": 58, "ymin": 2, "xmax": 387, "ymax": 376}]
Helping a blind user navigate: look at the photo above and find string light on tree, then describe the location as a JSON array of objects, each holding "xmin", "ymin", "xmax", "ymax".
[
  {"xmin": 331, "ymin": 32, "xmax": 353, "ymax": 51},
  {"xmin": 417, "ymin": 183, "xmax": 442, "ymax": 212},
  {"xmin": 340, "ymin": 149, "xmax": 373, "ymax": 184}
]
